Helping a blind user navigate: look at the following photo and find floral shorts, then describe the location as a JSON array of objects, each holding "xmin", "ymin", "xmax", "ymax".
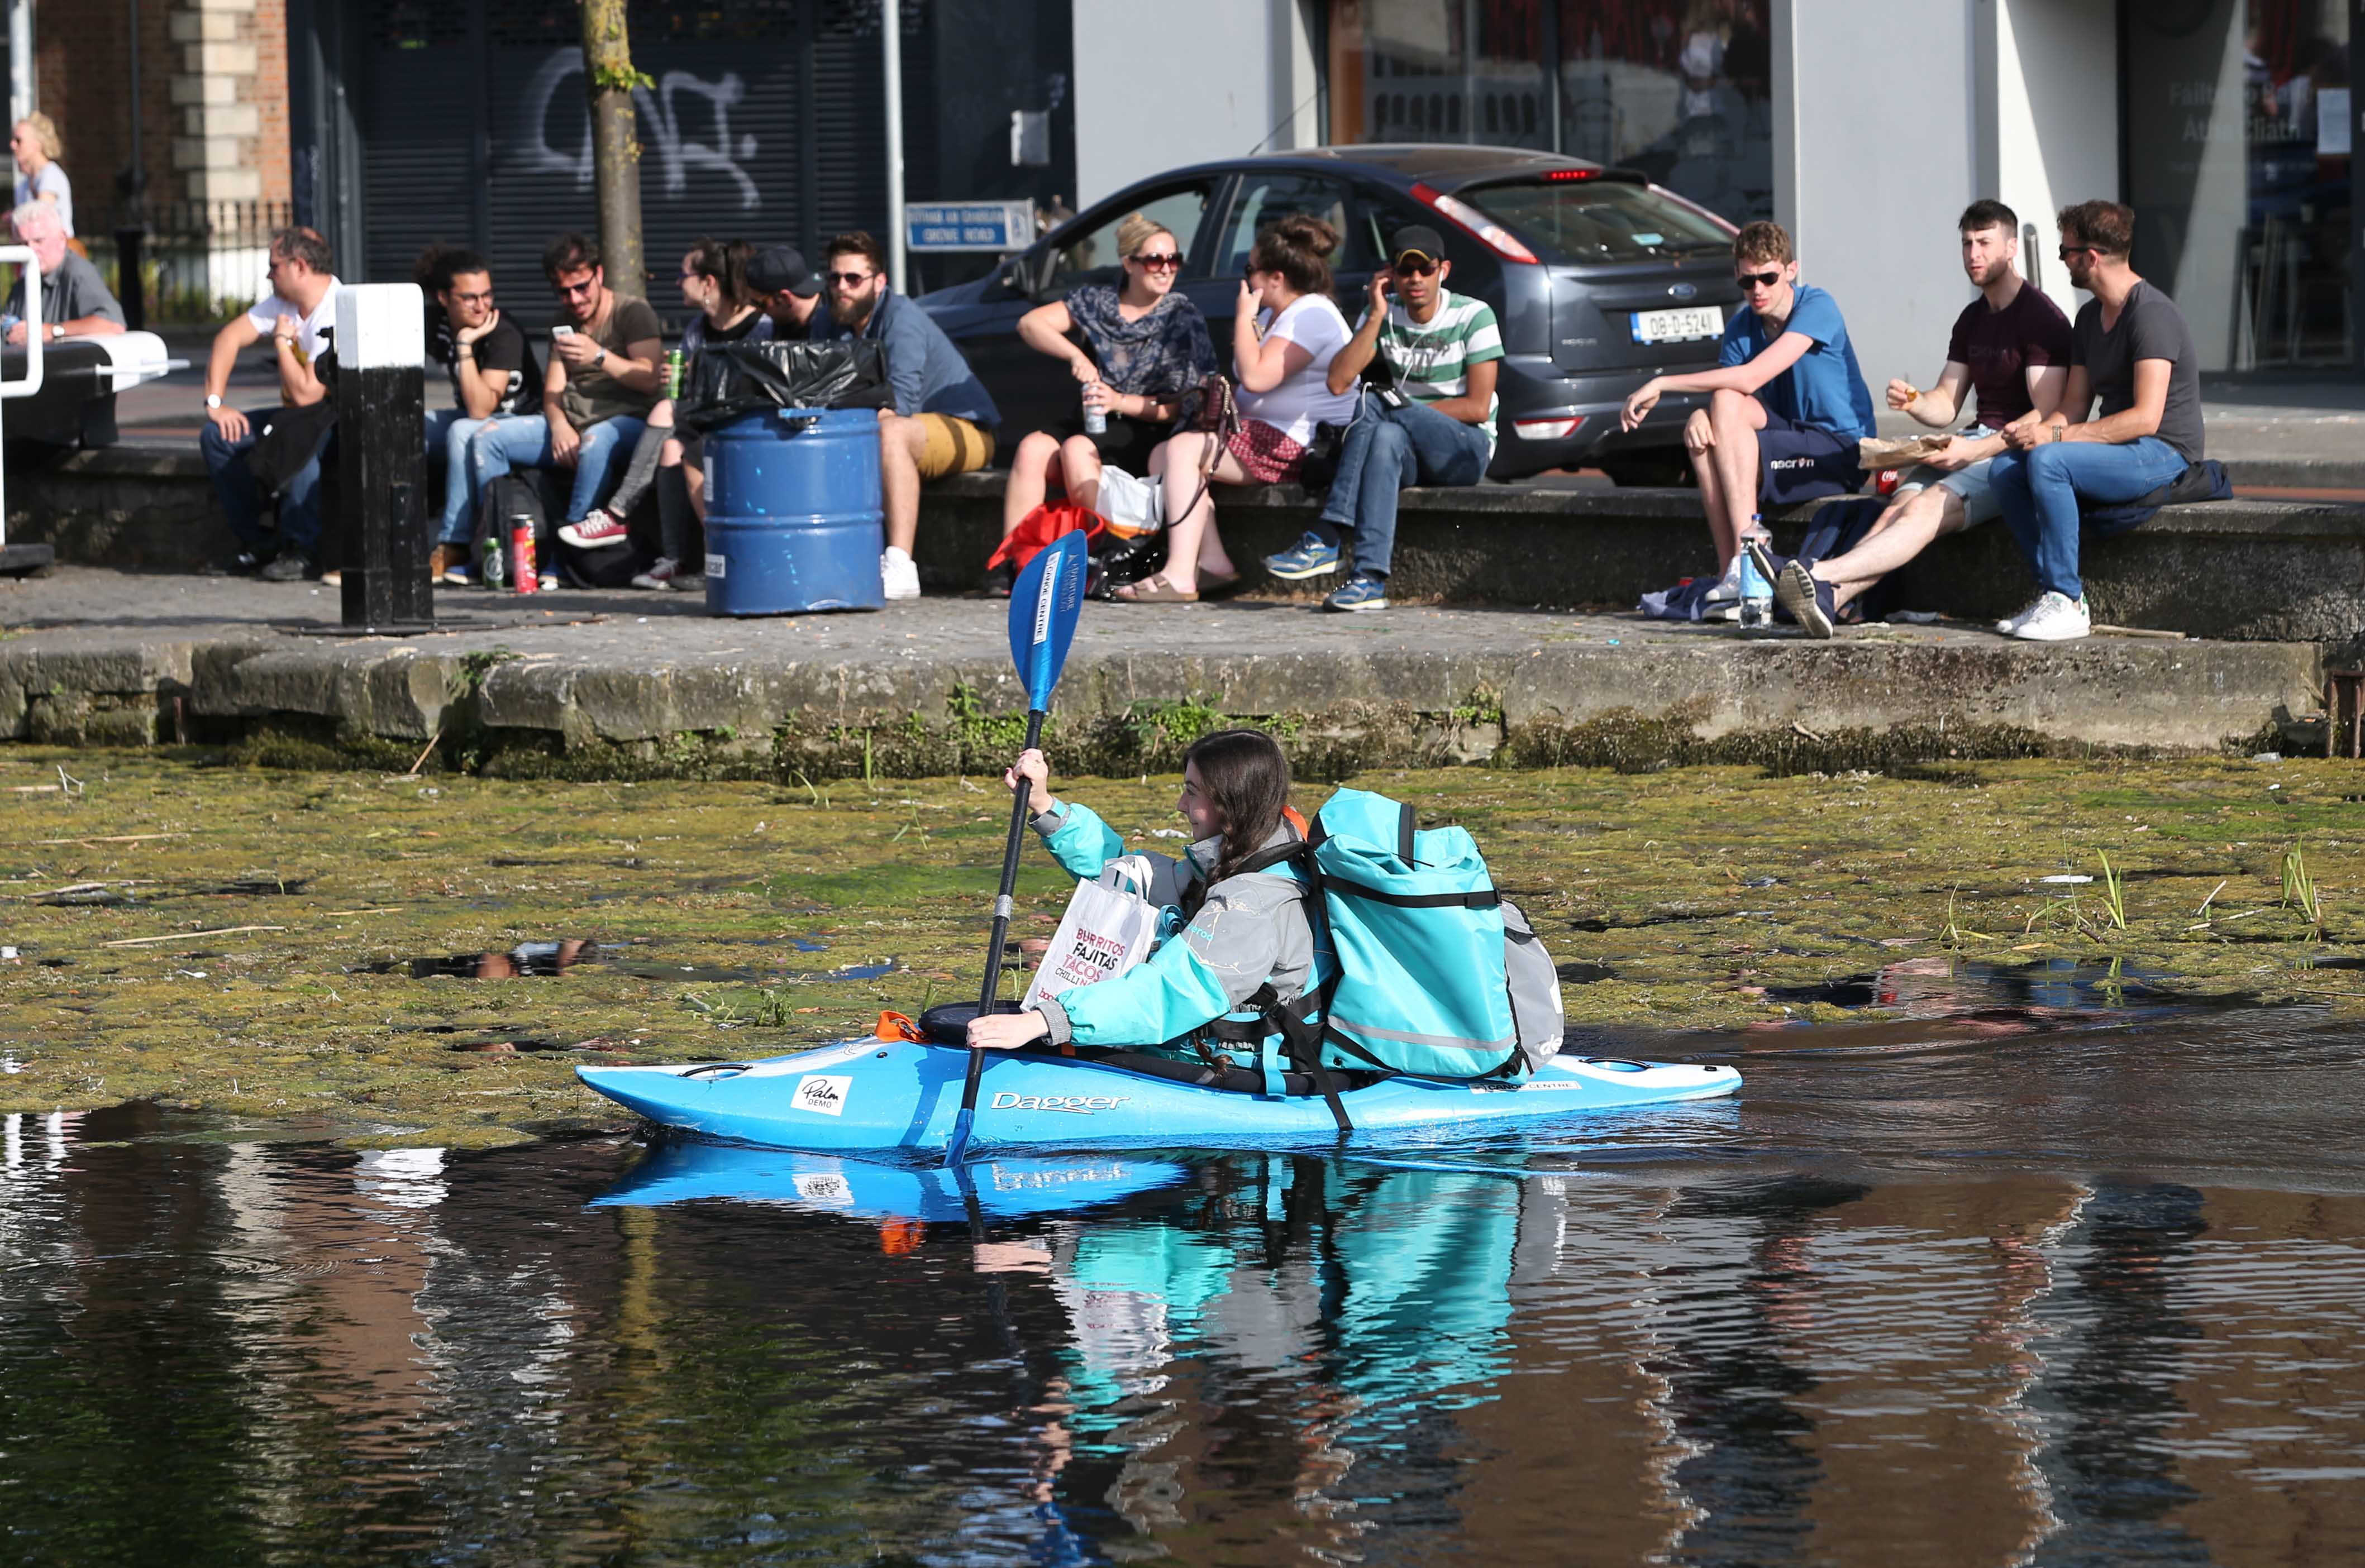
[{"xmin": 1224, "ymin": 418, "xmax": 1310, "ymax": 485}]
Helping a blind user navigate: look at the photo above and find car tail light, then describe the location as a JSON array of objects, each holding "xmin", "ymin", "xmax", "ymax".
[
  {"xmin": 1513, "ymin": 416, "xmax": 1586, "ymax": 441},
  {"xmin": 1410, "ymin": 182, "xmax": 1539, "ymax": 264},
  {"xmin": 1542, "ymin": 168, "xmax": 1602, "ymax": 181}
]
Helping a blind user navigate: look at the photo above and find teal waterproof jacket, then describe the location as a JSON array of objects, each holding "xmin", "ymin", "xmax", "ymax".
[{"xmin": 1025, "ymin": 799, "xmax": 1317, "ymax": 1055}]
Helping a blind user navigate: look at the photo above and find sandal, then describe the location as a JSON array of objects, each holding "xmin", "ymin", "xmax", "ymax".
[{"xmin": 1113, "ymin": 573, "xmax": 1200, "ymax": 604}]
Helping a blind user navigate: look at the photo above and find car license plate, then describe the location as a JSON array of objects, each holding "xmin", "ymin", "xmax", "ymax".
[{"xmin": 1631, "ymin": 305, "xmax": 1724, "ymax": 345}]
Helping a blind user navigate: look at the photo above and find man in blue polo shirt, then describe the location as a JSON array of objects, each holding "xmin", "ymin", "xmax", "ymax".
[{"xmin": 1619, "ymin": 219, "xmax": 1875, "ymax": 616}]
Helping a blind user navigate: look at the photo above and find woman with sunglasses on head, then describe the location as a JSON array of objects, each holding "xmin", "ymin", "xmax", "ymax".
[
  {"xmin": 994, "ymin": 213, "xmax": 1217, "ymax": 592},
  {"xmin": 559, "ymin": 237, "xmax": 773, "ymax": 589},
  {"xmin": 1118, "ymin": 214, "xmax": 1356, "ymax": 604}
]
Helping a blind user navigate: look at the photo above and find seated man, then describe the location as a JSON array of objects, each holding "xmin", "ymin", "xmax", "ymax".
[
  {"xmin": 809, "ymin": 231, "xmax": 1000, "ymax": 600},
  {"xmin": 467, "ymin": 233, "xmax": 662, "ymax": 556},
  {"xmin": 1263, "ymin": 223, "xmax": 1500, "ymax": 613},
  {"xmin": 1619, "ymin": 220, "xmax": 1875, "ymax": 616},
  {"xmin": 198, "ymin": 226, "xmax": 341, "ymax": 581},
  {"xmin": 1985, "ymin": 200, "xmax": 2202, "ymax": 643},
  {"xmin": 747, "ymin": 245, "xmax": 824, "ymax": 337},
  {"xmin": 1763, "ymin": 200, "xmax": 2071, "ymax": 637},
  {"xmin": 422, "ymin": 248, "xmax": 539, "ymax": 584},
  {"xmin": 3, "ymin": 199, "xmax": 122, "ymax": 344}
]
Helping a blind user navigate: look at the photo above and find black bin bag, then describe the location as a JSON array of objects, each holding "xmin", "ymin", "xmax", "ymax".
[{"xmin": 677, "ymin": 340, "xmax": 892, "ymax": 434}]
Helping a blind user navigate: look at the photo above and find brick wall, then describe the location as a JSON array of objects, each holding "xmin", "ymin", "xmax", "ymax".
[{"xmin": 28, "ymin": 0, "xmax": 285, "ymax": 219}]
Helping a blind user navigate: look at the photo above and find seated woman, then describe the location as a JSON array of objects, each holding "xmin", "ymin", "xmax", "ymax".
[
  {"xmin": 995, "ymin": 212, "xmax": 1215, "ymax": 592},
  {"xmin": 1115, "ymin": 214, "xmax": 1356, "ymax": 604},
  {"xmin": 560, "ymin": 237, "xmax": 771, "ymax": 588},
  {"xmin": 967, "ymin": 729, "xmax": 1314, "ymax": 1059}
]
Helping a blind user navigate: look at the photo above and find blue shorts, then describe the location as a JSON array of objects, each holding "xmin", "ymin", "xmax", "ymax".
[{"xmin": 1756, "ymin": 409, "xmax": 1864, "ymax": 505}]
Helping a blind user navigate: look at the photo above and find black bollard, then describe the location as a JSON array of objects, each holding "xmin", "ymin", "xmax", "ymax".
[
  {"xmin": 332, "ymin": 284, "xmax": 436, "ymax": 628},
  {"xmin": 113, "ymin": 228, "xmax": 145, "ymax": 332}
]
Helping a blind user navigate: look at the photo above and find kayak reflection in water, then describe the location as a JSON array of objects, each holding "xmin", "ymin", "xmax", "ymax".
[{"xmin": 968, "ymin": 730, "xmax": 1315, "ymax": 1065}]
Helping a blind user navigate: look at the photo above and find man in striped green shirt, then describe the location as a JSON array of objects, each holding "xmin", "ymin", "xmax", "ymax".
[{"xmin": 1263, "ymin": 224, "xmax": 1501, "ymax": 612}]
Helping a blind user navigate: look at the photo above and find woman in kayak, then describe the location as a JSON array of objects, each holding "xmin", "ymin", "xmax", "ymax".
[{"xmin": 967, "ymin": 729, "xmax": 1315, "ymax": 1057}]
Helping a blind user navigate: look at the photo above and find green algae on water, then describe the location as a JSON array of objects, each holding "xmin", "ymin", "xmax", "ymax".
[{"xmin": 1, "ymin": 748, "xmax": 2358, "ymax": 1145}]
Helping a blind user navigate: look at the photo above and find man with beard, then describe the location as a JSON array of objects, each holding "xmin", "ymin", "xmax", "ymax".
[
  {"xmin": 809, "ymin": 231, "xmax": 999, "ymax": 600},
  {"xmin": 1982, "ymin": 200, "xmax": 2202, "ymax": 643},
  {"xmin": 1764, "ymin": 200, "xmax": 2072, "ymax": 637}
]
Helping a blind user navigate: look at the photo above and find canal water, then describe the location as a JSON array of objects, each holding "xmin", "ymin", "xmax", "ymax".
[{"xmin": 5, "ymin": 1002, "xmax": 2363, "ymax": 1565}]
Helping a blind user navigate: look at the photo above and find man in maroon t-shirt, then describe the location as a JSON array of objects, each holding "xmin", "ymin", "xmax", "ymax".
[{"xmin": 1762, "ymin": 200, "xmax": 2074, "ymax": 638}]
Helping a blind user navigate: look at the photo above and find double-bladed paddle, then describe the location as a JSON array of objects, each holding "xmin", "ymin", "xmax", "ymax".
[{"xmin": 943, "ymin": 528, "xmax": 1089, "ymax": 1165}]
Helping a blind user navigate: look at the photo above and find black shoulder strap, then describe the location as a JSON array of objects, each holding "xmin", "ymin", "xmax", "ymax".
[
  {"xmin": 1398, "ymin": 803, "xmax": 1417, "ymax": 864},
  {"xmin": 1232, "ymin": 839, "xmax": 1308, "ymax": 877}
]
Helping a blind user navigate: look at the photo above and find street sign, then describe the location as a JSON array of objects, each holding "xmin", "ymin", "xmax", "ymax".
[{"xmin": 904, "ymin": 200, "xmax": 1036, "ymax": 254}]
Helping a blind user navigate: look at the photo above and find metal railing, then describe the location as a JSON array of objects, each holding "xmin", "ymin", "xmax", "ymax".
[{"xmin": 78, "ymin": 200, "xmax": 298, "ymax": 327}]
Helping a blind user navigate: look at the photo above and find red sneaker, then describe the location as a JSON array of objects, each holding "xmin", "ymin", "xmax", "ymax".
[{"xmin": 558, "ymin": 508, "xmax": 628, "ymax": 548}]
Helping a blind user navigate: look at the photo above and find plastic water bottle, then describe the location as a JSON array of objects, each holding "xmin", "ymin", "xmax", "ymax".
[{"xmin": 1738, "ymin": 514, "xmax": 1772, "ymax": 629}]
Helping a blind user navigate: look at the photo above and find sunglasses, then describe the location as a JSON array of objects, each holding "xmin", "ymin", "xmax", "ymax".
[
  {"xmin": 1393, "ymin": 256, "xmax": 1441, "ymax": 277},
  {"xmin": 827, "ymin": 270, "xmax": 875, "ymax": 288},
  {"xmin": 1735, "ymin": 269, "xmax": 1783, "ymax": 289},
  {"xmin": 1131, "ymin": 252, "xmax": 1182, "ymax": 270},
  {"xmin": 2057, "ymin": 245, "xmax": 2100, "ymax": 262},
  {"xmin": 556, "ymin": 278, "xmax": 599, "ymax": 297}
]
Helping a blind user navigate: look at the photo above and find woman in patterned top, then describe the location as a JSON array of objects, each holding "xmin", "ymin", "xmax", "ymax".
[{"xmin": 995, "ymin": 212, "xmax": 1217, "ymax": 589}]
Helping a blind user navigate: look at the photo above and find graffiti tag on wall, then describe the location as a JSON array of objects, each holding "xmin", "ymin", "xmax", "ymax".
[{"xmin": 515, "ymin": 50, "xmax": 763, "ymax": 209}]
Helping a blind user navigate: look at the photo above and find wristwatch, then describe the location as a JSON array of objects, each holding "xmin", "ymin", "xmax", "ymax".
[
  {"xmin": 204, "ymin": 394, "xmax": 222, "ymax": 409},
  {"xmin": 46, "ymin": 323, "xmax": 60, "ymax": 342}
]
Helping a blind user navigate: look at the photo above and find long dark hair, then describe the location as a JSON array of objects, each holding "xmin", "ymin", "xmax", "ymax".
[
  {"xmin": 1182, "ymin": 729, "xmax": 1293, "ymax": 904},
  {"xmin": 685, "ymin": 236, "xmax": 757, "ymax": 312}
]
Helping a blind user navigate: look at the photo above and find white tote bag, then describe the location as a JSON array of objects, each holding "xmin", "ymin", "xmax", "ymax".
[
  {"xmin": 1023, "ymin": 854, "xmax": 1161, "ymax": 1010},
  {"xmin": 1094, "ymin": 465, "xmax": 1163, "ymax": 539}
]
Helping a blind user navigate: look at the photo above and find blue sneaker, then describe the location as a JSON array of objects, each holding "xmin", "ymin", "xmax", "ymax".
[
  {"xmin": 1263, "ymin": 532, "xmax": 1340, "ymax": 580},
  {"xmin": 1323, "ymin": 572, "xmax": 1389, "ymax": 613}
]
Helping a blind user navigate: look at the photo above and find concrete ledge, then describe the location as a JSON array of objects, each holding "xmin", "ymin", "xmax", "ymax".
[
  {"xmin": 13, "ymin": 445, "xmax": 2365, "ymax": 642},
  {"xmin": 0, "ymin": 573, "xmax": 2326, "ymax": 769}
]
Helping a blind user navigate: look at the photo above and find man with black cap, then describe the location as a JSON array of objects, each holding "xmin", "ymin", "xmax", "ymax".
[
  {"xmin": 1262, "ymin": 224, "xmax": 1500, "ymax": 611},
  {"xmin": 747, "ymin": 245, "xmax": 824, "ymax": 337}
]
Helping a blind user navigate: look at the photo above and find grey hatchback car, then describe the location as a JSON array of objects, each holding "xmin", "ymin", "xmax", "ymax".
[{"xmin": 917, "ymin": 144, "xmax": 1746, "ymax": 483}]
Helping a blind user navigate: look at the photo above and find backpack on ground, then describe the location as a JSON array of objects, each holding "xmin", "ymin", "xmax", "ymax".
[{"xmin": 1251, "ymin": 787, "xmax": 1566, "ymax": 1082}]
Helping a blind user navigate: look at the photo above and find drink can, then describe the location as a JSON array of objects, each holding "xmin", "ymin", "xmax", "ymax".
[
  {"xmin": 665, "ymin": 348, "xmax": 685, "ymax": 400},
  {"xmin": 510, "ymin": 519, "xmax": 538, "ymax": 595},
  {"xmin": 480, "ymin": 529, "xmax": 506, "ymax": 589},
  {"xmin": 1082, "ymin": 386, "xmax": 1107, "ymax": 437}
]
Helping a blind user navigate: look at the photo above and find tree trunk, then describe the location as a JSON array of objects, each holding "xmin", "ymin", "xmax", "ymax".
[{"xmin": 579, "ymin": 0, "xmax": 646, "ymax": 300}]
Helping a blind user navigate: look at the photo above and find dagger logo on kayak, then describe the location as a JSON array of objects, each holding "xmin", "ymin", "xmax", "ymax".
[
  {"xmin": 792, "ymin": 1075, "xmax": 852, "ymax": 1116},
  {"xmin": 988, "ymin": 1091, "xmax": 1129, "ymax": 1114}
]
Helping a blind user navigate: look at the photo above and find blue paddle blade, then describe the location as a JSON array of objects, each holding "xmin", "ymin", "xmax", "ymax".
[{"xmin": 1007, "ymin": 530, "xmax": 1089, "ymax": 711}]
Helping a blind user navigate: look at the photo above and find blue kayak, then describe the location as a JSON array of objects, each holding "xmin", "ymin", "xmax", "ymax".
[{"xmin": 575, "ymin": 1037, "xmax": 1741, "ymax": 1154}]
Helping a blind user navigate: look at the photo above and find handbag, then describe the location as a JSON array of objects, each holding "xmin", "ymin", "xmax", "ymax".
[{"xmin": 1022, "ymin": 854, "xmax": 1161, "ymax": 1011}]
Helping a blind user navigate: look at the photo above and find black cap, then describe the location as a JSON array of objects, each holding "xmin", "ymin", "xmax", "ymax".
[
  {"xmin": 1389, "ymin": 224, "xmax": 1447, "ymax": 266},
  {"xmin": 746, "ymin": 245, "xmax": 821, "ymax": 298}
]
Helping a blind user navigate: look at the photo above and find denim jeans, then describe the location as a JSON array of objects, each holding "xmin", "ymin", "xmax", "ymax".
[
  {"xmin": 200, "ymin": 408, "xmax": 322, "ymax": 557},
  {"xmin": 425, "ymin": 408, "xmax": 493, "ymax": 546},
  {"xmin": 466, "ymin": 414, "xmax": 650, "ymax": 525},
  {"xmin": 1313, "ymin": 393, "xmax": 1493, "ymax": 578},
  {"xmin": 1987, "ymin": 436, "xmax": 2188, "ymax": 601}
]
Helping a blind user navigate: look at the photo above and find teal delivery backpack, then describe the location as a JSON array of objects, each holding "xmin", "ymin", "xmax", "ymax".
[{"xmin": 1288, "ymin": 788, "xmax": 1566, "ymax": 1081}]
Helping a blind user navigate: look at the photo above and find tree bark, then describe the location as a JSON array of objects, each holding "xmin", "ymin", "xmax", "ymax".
[{"xmin": 579, "ymin": 0, "xmax": 646, "ymax": 300}]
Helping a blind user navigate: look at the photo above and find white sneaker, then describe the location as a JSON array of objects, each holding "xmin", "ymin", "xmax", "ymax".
[
  {"xmin": 2009, "ymin": 590, "xmax": 2091, "ymax": 642},
  {"xmin": 1698, "ymin": 552, "xmax": 1743, "ymax": 620},
  {"xmin": 630, "ymin": 557, "xmax": 680, "ymax": 591},
  {"xmin": 1996, "ymin": 596, "xmax": 2044, "ymax": 634},
  {"xmin": 880, "ymin": 547, "xmax": 921, "ymax": 601}
]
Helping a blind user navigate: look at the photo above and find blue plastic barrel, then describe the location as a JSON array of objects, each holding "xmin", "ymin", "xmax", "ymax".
[{"xmin": 701, "ymin": 406, "xmax": 884, "ymax": 614}]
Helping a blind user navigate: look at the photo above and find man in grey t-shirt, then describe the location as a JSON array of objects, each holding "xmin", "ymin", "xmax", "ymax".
[
  {"xmin": 1986, "ymin": 200, "xmax": 2199, "ymax": 643},
  {"xmin": 3, "ymin": 200, "xmax": 122, "ymax": 345}
]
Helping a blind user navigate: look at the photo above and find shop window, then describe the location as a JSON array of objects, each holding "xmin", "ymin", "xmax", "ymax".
[{"xmin": 2124, "ymin": 0, "xmax": 2352, "ymax": 369}]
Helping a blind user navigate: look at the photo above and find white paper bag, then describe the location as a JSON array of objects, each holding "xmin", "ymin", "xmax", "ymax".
[
  {"xmin": 1023, "ymin": 854, "xmax": 1160, "ymax": 1008},
  {"xmin": 1095, "ymin": 465, "xmax": 1162, "ymax": 539}
]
